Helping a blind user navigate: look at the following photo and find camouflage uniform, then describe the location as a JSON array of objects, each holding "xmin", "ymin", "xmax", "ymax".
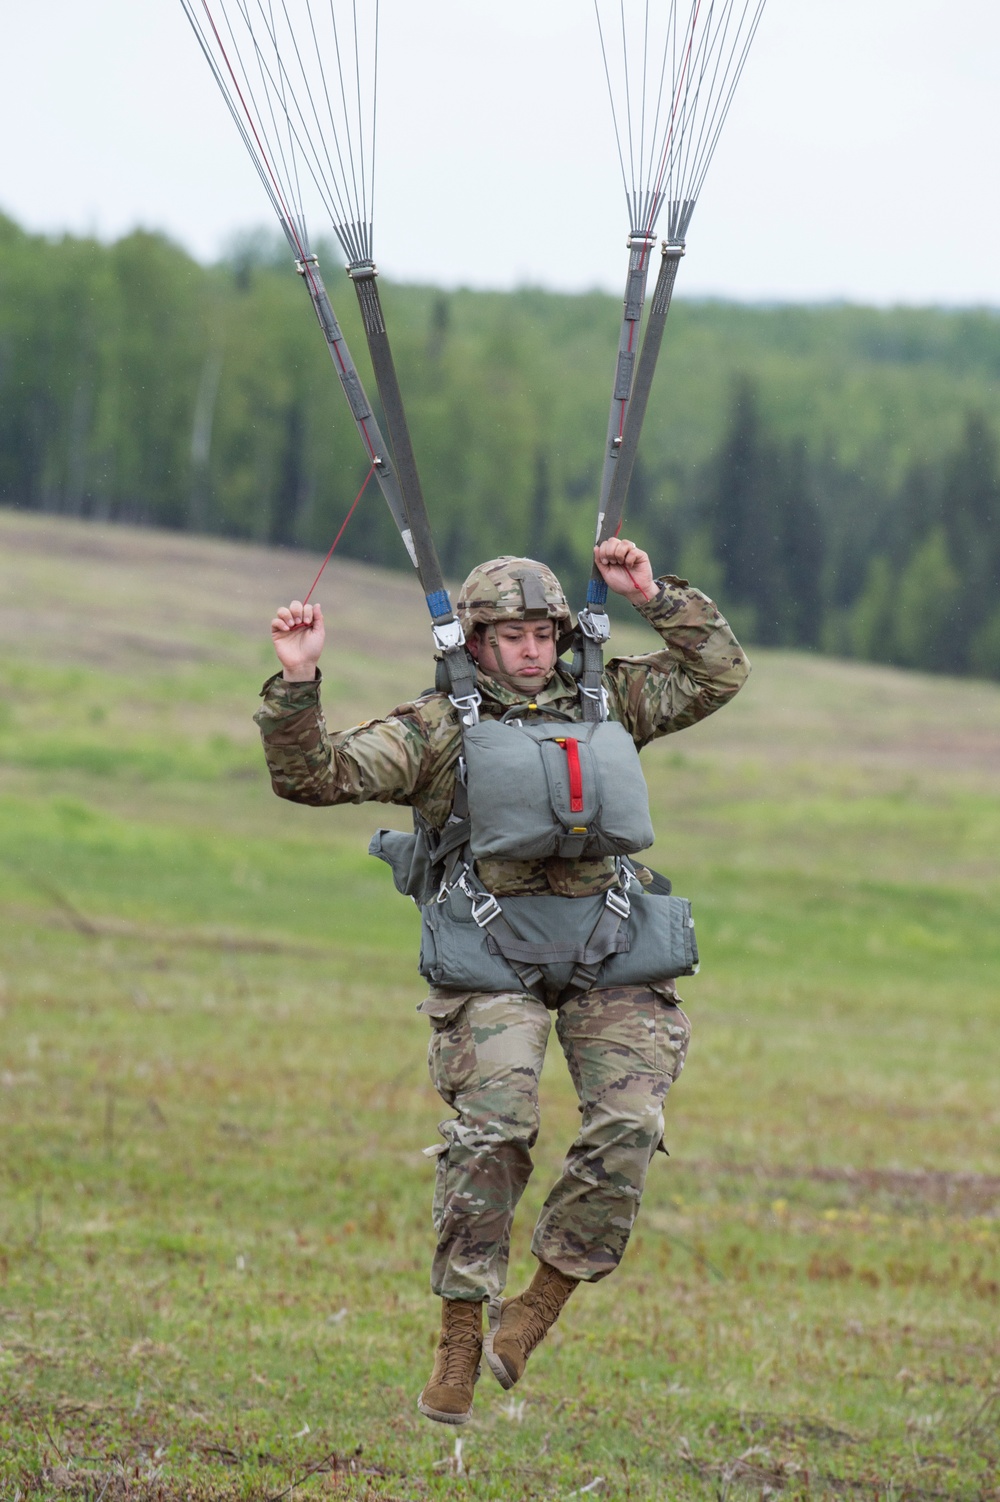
[
  {"xmin": 256, "ymin": 575, "xmax": 748, "ymax": 1299},
  {"xmin": 423, "ymin": 985, "xmax": 690, "ymax": 1299}
]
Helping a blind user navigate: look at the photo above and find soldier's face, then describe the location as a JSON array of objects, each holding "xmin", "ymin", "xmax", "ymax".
[{"xmin": 469, "ymin": 621, "xmax": 558, "ymax": 690}]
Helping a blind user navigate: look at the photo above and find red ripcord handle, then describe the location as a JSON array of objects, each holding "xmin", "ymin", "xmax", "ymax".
[{"xmin": 557, "ymin": 738, "xmax": 585, "ymax": 814}]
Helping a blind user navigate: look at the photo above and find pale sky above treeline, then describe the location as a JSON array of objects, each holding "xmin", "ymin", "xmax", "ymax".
[{"xmin": 4, "ymin": 0, "xmax": 997, "ymax": 306}]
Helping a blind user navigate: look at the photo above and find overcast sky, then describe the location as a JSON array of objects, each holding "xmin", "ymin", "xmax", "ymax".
[{"xmin": 3, "ymin": 0, "xmax": 999, "ymax": 305}]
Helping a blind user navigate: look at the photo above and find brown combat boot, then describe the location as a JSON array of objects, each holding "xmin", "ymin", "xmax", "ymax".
[
  {"xmin": 417, "ymin": 1298, "xmax": 484, "ymax": 1425},
  {"xmin": 483, "ymin": 1261, "xmax": 579, "ymax": 1390}
]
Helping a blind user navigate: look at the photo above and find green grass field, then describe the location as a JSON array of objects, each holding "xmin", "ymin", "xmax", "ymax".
[{"xmin": 1, "ymin": 512, "xmax": 998, "ymax": 1502}]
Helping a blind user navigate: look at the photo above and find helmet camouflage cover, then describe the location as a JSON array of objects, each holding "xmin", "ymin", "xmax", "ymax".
[{"xmin": 456, "ymin": 556, "xmax": 573, "ymax": 637}]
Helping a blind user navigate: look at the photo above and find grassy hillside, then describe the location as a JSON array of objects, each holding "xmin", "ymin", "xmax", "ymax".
[{"xmin": 1, "ymin": 513, "xmax": 998, "ymax": 1500}]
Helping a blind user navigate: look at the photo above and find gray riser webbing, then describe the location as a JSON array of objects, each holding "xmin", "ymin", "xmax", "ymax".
[
  {"xmin": 295, "ymin": 255, "xmax": 418, "ymax": 570},
  {"xmin": 579, "ymin": 240, "xmax": 685, "ymax": 723},
  {"xmin": 595, "ymin": 241, "xmax": 684, "ymax": 551},
  {"xmin": 596, "ymin": 231, "xmax": 658, "ymax": 530},
  {"xmin": 345, "ymin": 262, "xmax": 478, "ymax": 710},
  {"xmin": 595, "ymin": 203, "xmax": 696, "ymax": 537},
  {"xmin": 347, "ymin": 264, "xmax": 449, "ymax": 612}
]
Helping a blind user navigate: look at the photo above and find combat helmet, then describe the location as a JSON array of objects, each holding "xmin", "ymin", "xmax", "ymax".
[{"xmin": 456, "ymin": 556, "xmax": 573, "ymax": 638}]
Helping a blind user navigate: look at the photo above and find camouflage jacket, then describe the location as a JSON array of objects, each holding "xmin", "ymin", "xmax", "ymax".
[{"xmin": 255, "ymin": 576, "xmax": 749, "ymax": 898}]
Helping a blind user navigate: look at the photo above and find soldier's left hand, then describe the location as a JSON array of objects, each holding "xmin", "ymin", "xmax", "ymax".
[{"xmin": 594, "ymin": 539, "xmax": 657, "ymax": 604}]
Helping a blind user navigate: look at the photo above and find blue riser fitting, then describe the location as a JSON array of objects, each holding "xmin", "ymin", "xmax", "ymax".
[
  {"xmin": 587, "ymin": 578, "xmax": 609, "ymax": 606},
  {"xmin": 425, "ymin": 589, "xmax": 451, "ymax": 620}
]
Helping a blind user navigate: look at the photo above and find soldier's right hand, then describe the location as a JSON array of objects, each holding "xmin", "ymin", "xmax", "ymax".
[{"xmin": 270, "ymin": 600, "xmax": 325, "ymax": 681}]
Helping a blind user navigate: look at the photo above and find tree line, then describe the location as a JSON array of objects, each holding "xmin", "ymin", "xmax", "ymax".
[
  {"xmin": 1, "ymin": 212, "xmax": 998, "ymax": 679},
  {"xmin": 662, "ymin": 380, "xmax": 1000, "ymax": 680}
]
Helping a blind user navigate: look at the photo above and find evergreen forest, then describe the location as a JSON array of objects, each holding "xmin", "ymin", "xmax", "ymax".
[{"xmin": 2, "ymin": 211, "xmax": 999, "ymax": 679}]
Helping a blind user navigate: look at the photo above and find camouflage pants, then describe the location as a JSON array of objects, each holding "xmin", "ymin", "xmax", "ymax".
[{"xmin": 423, "ymin": 985, "xmax": 690, "ymax": 1301}]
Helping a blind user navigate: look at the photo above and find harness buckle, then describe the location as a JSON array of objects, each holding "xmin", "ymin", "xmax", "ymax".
[
  {"xmin": 469, "ymin": 891, "xmax": 503, "ymax": 928},
  {"xmin": 578, "ymin": 683, "xmax": 610, "ymax": 720},
  {"xmin": 436, "ymin": 862, "xmax": 469, "ymax": 905},
  {"xmin": 433, "ymin": 618, "xmax": 466, "ymax": 652},
  {"xmin": 605, "ymin": 886, "xmax": 631, "ymax": 921},
  {"xmin": 577, "ymin": 607, "xmax": 611, "ymax": 644},
  {"xmin": 448, "ymin": 690, "xmax": 482, "ymax": 728}
]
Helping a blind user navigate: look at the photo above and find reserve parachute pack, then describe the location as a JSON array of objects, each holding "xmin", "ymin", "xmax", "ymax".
[{"xmin": 462, "ymin": 709, "xmax": 654, "ymax": 861}]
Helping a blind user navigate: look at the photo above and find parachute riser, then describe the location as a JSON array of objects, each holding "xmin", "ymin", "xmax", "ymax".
[
  {"xmin": 292, "ymin": 248, "xmax": 418, "ymax": 572},
  {"xmin": 596, "ymin": 229, "xmax": 660, "ymax": 529},
  {"xmin": 597, "ymin": 199, "xmax": 695, "ymax": 520},
  {"xmin": 345, "ymin": 260, "xmax": 452, "ymax": 619},
  {"xmin": 578, "ymin": 237, "xmax": 686, "ymax": 724},
  {"xmin": 178, "ymin": 0, "xmax": 475, "ymax": 707},
  {"xmin": 596, "ymin": 237, "xmax": 685, "ymax": 557},
  {"xmin": 344, "ymin": 257, "xmax": 479, "ymax": 715}
]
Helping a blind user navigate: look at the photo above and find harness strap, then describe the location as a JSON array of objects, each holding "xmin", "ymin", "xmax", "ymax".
[
  {"xmin": 484, "ymin": 920, "xmax": 629, "ymax": 968},
  {"xmin": 434, "ymin": 821, "xmax": 473, "ymax": 892},
  {"xmin": 464, "ymin": 887, "xmax": 546, "ymax": 1000},
  {"xmin": 452, "ymin": 862, "xmax": 632, "ymax": 1006},
  {"xmin": 564, "ymin": 888, "xmax": 632, "ymax": 996}
]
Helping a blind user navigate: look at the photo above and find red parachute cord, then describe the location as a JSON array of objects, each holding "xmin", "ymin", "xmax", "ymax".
[
  {"xmin": 612, "ymin": 519, "xmax": 651, "ymax": 601},
  {"xmin": 286, "ymin": 463, "xmax": 377, "ymax": 630}
]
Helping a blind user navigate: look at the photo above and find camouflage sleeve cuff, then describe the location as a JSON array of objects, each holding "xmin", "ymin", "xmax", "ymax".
[
  {"xmin": 631, "ymin": 573, "xmax": 747, "ymax": 662},
  {"xmin": 633, "ymin": 574, "xmax": 715, "ymax": 632},
  {"xmin": 605, "ymin": 572, "xmax": 750, "ymax": 742},
  {"xmin": 258, "ymin": 669, "xmax": 323, "ymax": 715}
]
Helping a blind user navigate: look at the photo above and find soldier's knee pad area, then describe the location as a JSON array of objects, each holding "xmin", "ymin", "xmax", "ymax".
[
  {"xmin": 576, "ymin": 1098, "xmax": 667, "ymax": 1143},
  {"xmin": 431, "ymin": 1131, "xmax": 535, "ymax": 1237}
]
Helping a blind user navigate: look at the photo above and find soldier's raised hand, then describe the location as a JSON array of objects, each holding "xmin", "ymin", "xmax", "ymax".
[
  {"xmin": 270, "ymin": 600, "xmax": 325, "ymax": 681},
  {"xmin": 593, "ymin": 538, "xmax": 657, "ymax": 604}
]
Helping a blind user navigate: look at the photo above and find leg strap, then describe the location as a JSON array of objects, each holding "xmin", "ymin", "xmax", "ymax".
[{"xmin": 455, "ymin": 869, "xmax": 631, "ymax": 1005}]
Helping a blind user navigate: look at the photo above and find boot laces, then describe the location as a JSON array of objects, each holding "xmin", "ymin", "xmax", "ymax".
[
  {"xmin": 517, "ymin": 1283, "xmax": 568, "ymax": 1353},
  {"xmin": 440, "ymin": 1308, "xmax": 481, "ymax": 1382}
]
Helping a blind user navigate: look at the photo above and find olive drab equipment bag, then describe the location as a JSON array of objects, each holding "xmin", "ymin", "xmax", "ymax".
[{"xmin": 417, "ymin": 879, "xmax": 698, "ymax": 999}]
